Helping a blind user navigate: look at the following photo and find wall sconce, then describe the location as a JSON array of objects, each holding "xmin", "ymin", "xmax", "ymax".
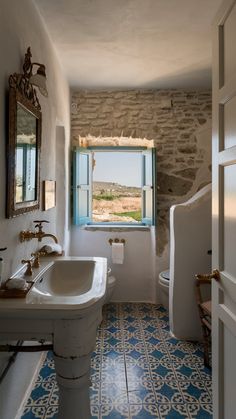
[
  {"xmin": 22, "ymin": 47, "xmax": 48, "ymax": 97},
  {"xmin": 29, "ymin": 64, "xmax": 48, "ymax": 97},
  {"xmin": 9, "ymin": 47, "xmax": 48, "ymax": 111}
]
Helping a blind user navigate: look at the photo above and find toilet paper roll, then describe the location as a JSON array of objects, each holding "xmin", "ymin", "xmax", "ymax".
[{"xmin": 111, "ymin": 242, "xmax": 124, "ymax": 264}]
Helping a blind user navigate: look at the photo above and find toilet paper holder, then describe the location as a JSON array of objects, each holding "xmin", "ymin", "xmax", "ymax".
[{"xmin": 108, "ymin": 238, "xmax": 125, "ymax": 245}]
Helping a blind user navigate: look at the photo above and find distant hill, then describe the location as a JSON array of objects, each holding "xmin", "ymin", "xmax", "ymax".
[{"xmin": 93, "ymin": 181, "xmax": 141, "ymax": 197}]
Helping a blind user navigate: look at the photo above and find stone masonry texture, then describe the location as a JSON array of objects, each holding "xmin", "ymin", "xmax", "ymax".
[{"xmin": 71, "ymin": 90, "xmax": 212, "ymax": 255}]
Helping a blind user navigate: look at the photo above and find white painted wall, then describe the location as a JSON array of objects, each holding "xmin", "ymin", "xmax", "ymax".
[
  {"xmin": 70, "ymin": 227, "xmax": 157, "ymax": 303},
  {"xmin": 0, "ymin": 2, "xmax": 70, "ymax": 418},
  {"xmin": 169, "ymin": 184, "xmax": 212, "ymax": 340}
]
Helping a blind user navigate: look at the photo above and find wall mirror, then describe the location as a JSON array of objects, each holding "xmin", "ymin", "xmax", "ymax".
[{"xmin": 6, "ymin": 48, "xmax": 47, "ymax": 218}]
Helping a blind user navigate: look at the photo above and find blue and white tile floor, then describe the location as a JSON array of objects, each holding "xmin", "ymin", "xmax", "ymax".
[{"xmin": 21, "ymin": 304, "xmax": 212, "ymax": 418}]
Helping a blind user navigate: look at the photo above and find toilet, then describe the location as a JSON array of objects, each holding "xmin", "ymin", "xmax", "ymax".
[
  {"xmin": 104, "ymin": 268, "xmax": 117, "ymax": 303},
  {"xmin": 159, "ymin": 270, "xmax": 170, "ymax": 311}
]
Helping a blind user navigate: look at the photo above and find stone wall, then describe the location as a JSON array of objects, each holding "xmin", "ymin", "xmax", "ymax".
[{"xmin": 71, "ymin": 89, "xmax": 212, "ymax": 255}]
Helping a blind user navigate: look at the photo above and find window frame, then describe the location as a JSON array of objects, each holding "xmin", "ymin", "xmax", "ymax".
[{"xmin": 72, "ymin": 146, "xmax": 156, "ymax": 226}]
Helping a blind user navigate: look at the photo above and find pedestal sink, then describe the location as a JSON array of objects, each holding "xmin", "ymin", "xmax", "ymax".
[{"xmin": 0, "ymin": 256, "xmax": 107, "ymax": 419}]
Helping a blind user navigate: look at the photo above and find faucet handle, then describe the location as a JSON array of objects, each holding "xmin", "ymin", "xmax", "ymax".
[
  {"xmin": 31, "ymin": 252, "xmax": 40, "ymax": 268},
  {"xmin": 33, "ymin": 220, "xmax": 49, "ymax": 233},
  {"xmin": 33, "ymin": 220, "xmax": 49, "ymax": 224},
  {"xmin": 21, "ymin": 259, "xmax": 33, "ymax": 276}
]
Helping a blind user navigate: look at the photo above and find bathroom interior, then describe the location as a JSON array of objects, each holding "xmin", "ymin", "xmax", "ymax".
[{"xmin": 0, "ymin": 1, "xmax": 224, "ymax": 418}]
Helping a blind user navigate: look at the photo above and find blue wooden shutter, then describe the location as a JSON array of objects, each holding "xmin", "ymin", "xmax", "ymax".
[
  {"xmin": 141, "ymin": 149, "xmax": 155, "ymax": 225},
  {"xmin": 73, "ymin": 148, "xmax": 92, "ymax": 225}
]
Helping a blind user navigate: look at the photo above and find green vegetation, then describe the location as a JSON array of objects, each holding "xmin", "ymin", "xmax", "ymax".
[
  {"xmin": 113, "ymin": 210, "xmax": 142, "ymax": 222},
  {"xmin": 93, "ymin": 194, "xmax": 116, "ymax": 201}
]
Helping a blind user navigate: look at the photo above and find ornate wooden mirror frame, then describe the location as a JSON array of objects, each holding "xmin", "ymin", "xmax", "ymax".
[{"xmin": 6, "ymin": 48, "xmax": 42, "ymax": 218}]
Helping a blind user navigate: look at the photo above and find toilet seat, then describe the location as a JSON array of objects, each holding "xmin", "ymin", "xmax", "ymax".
[
  {"xmin": 158, "ymin": 270, "xmax": 170, "ymax": 311},
  {"xmin": 159, "ymin": 270, "xmax": 170, "ymax": 286}
]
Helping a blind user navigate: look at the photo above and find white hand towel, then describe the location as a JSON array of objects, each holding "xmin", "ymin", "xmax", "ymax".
[
  {"xmin": 112, "ymin": 243, "xmax": 124, "ymax": 264},
  {"xmin": 42, "ymin": 243, "xmax": 62, "ymax": 254},
  {"xmin": 6, "ymin": 278, "xmax": 27, "ymax": 290}
]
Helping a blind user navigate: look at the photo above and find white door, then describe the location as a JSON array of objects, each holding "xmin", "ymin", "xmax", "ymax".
[{"xmin": 212, "ymin": 1, "xmax": 236, "ymax": 418}]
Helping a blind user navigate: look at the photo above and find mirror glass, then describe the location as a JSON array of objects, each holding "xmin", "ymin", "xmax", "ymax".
[
  {"xmin": 7, "ymin": 87, "xmax": 41, "ymax": 218},
  {"xmin": 16, "ymin": 103, "xmax": 37, "ymax": 203}
]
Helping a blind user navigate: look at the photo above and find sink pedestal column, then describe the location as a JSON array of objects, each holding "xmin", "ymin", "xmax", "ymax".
[
  {"xmin": 55, "ymin": 355, "xmax": 91, "ymax": 419},
  {"xmin": 53, "ymin": 309, "xmax": 102, "ymax": 419}
]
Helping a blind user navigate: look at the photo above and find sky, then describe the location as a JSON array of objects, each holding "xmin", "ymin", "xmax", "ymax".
[{"xmin": 93, "ymin": 151, "xmax": 141, "ymax": 187}]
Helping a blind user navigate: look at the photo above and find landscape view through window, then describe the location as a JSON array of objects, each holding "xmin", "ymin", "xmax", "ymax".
[{"xmin": 92, "ymin": 151, "xmax": 142, "ymax": 223}]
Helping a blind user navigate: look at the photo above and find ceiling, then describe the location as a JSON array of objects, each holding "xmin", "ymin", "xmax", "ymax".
[{"xmin": 34, "ymin": 0, "xmax": 222, "ymax": 89}]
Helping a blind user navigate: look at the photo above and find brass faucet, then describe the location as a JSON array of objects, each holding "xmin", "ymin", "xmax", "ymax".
[
  {"xmin": 31, "ymin": 252, "xmax": 40, "ymax": 268},
  {"xmin": 21, "ymin": 259, "xmax": 33, "ymax": 276},
  {"xmin": 19, "ymin": 220, "xmax": 58, "ymax": 244},
  {"xmin": 31, "ymin": 251, "xmax": 47, "ymax": 268}
]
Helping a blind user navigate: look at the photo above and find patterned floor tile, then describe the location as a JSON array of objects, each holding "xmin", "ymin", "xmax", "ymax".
[
  {"xmin": 20, "ymin": 303, "xmax": 212, "ymax": 419},
  {"xmin": 35, "ymin": 362, "xmax": 55, "ymax": 381},
  {"xmin": 174, "ymin": 364, "xmax": 202, "ymax": 381},
  {"xmin": 169, "ymin": 353, "xmax": 195, "ymax": 369},
  {"xmin": 21, "ymin": 406, "xmax": 46, "ymax": 419},
  {"xmin": 128, "ymin": 389, "xmax": 156, "ymax": 405},
  {"xmin": 47, "ymin": 383, "xmax": 58, "ymax": 406},
  {"xmin": 158, "ymin": 403, "xmax": 189, "ymax": 418},
  {"xmin": 26, "ymin": 382, "xmax": 53, "ymax": 407},
  {"xmin": 101, "ymin": 368, "xmax": 126, "ymax": 384},
  {"xmin": 129, "ymin": 404, "xmax": 160, "ymax": 418},
  {"xmin": 153, "ymin": 381, "xmax": 184, "ymax": 404},
  {"xmin": 44, "ymin": 406, "xmax": 58, "ymax": 418},
  {"xmin": 103, "ymin": 341, "xmax": 125, "ymax": 353},
  {"xmin": 102, "ymin": 352, "xmax": 125, "ymax": 368},
  {"xmin": 127, "ymin": 374, "xmax": 154, "ymax": 395},
  {"xmin": 148, "ymin": 349, "xmax": 168, "ymax": 362},
  {"xmin": 151, "ymin": 369, "xmax": 176, "ymax": 385},
  {"xmin": 90, "ymin": 379, "xmax": 100, "ymax": 405},
  {"xmin": 101, "ymin": 381, "xmax": 128, "ymax": 401},
  {"xmin": 90, "ymin": 404, "xmax": 100, "ymax": 418},
  {"xmin": 187, "ymin": 403, "xmax": 213, "ymax": 418},
  {"xmin": 126, "ymin": 349, "xmax": 148, "ymax": 361},
  {"xmin": 179, "ymin": 381, "xmax": 212, "ymax": 405},
  {"xmin": 91, "ymin": 352, "xmax": 102, "ymax": 364},
  {"xmin": 197, "ymin": 364, "xmax": 212, "ymax": 380},
  {"xmin": 101, "ymin": 389, "xmax": 129, "ymax": 406},
  {"xmin": 100, "ymin": 403, "xmax": 130, "ymax": 418},
  {"xmin": 126, "ymin": 364, "xmax": 151, "ymax": 380}
]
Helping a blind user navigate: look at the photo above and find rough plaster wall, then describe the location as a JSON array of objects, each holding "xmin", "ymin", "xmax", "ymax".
[
  {"xmin": 0, "ymin": 1, "xmax": 71, "ymax": 280},
  {"xmin": 0, "ymin": 1, "xmax": 70, "ymax": 418},
  {"xmin": 71, "ymin": 89, "xmax": 212, "ymax": 259}
]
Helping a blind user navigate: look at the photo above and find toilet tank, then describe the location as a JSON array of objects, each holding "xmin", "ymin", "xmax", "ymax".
[{"xmin": 169, "ymin": 184, "xmax": 212, "ymax": 340}]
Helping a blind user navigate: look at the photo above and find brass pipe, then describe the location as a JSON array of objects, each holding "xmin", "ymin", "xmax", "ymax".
[{"xmin": 19, "ymin": 231, "xmax": 58, "ymax": 243}]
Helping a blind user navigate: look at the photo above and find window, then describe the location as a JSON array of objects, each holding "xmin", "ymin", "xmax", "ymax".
[{"xmin": 72, "ymin": 148, "xmax": 155, "ymax": 226}]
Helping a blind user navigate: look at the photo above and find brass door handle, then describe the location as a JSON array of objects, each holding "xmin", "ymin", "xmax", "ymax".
[
  {"xmin": 195, "ymin": 269, "xmax": 220, "ymax": 282},
  {"xmin": 211, "ymin": 269, "xmax": 220, "ymax": 281}
]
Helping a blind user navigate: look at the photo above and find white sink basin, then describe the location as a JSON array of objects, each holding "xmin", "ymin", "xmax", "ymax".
[
  {"xmin": 0, "ymin": 256, "xmax": 107, "ymax": 314},
  {"xmin": 27, "ymin": 257, "xmax": 107, "ymax": 308},
  {"xmin": 33, "ymin": 260, "xmax": 95, "ymax": 297}
]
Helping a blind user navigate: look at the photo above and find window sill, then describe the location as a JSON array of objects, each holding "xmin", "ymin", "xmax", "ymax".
[{"xmin": 82, "ymin": 224, "xmax": 151, "ymax": 232}]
